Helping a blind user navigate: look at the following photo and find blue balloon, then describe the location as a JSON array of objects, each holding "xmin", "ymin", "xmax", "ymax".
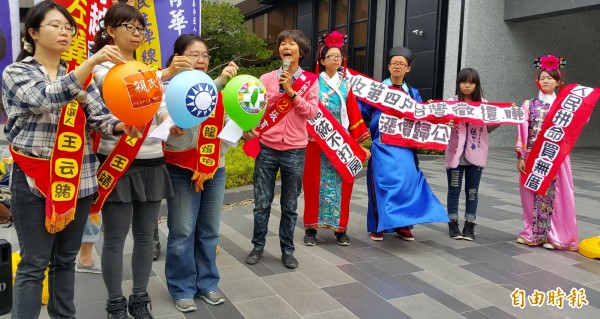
[{"xmin": 165, "ymin": 70, "xmax": 219, "ymax": 129}]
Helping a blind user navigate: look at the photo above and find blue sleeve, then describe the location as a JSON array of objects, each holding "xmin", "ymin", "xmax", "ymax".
[
  {"xmin": 411, "ymin": 87, "xmax": 423, "ymax": 103},
  {"xmin": 357, "ymin": 98, "xmax": 373, "ymax": 122}
]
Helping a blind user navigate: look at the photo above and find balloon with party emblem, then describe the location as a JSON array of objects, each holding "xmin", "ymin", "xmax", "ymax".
[
  {"xmin": 222, "ymin": 75, "xmax": 268, "ymax": 131},
  {"xmin": 165, "ymin": 70, "xmax": 219, "ymax": 129},
  {"xmin": 102, "ymin": 61, "xmax": 163, "ymax": 127}
]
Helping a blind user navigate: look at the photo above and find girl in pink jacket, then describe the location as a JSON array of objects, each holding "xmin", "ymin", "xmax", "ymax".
[{"xmin": 445, "ymin": 68, "xmax": 497, "ymax": 241}]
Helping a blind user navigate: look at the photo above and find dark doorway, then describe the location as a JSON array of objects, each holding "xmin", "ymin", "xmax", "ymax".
[{"xmin": 403, "ymin": 0, "xmax": 448, "ymax": 101}]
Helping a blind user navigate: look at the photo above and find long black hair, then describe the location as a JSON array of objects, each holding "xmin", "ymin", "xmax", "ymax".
[
  {"xmin": 17, "ymin": 1, "xmax": 76, "ymax": 62},
  {"xmin": 456, "ymin": 68, "xmax": 483, "ymax": 102},
  {"xmin": 166, "ymin": 34, "xmax": 206, "ymax": 67},
  {"xmin": 90, "ymin": 3, "xmax": 144, "ymax": 53}
]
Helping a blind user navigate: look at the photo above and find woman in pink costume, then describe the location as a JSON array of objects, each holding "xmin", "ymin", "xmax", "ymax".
[{"xmin": 515, "ymin": 55, "xmax": 577, "ymax": 251}]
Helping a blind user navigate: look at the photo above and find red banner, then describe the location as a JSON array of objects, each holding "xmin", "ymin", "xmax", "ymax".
[
  {"xmin": 306, "ymin": 103, "xmax": 367, "ymax": 183},
  {"xmin": 91, "ymin": 122, "xmax": 152, "ymax": 214},
  {"xmin": 522, "ymin": 84, "xmax": 600, "ymax": 195}
]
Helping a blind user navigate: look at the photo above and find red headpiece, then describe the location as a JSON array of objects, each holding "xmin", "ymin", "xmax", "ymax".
[
  {"xmin": 533, "ymin": 54, "xmax": 567, "ymax": 92},
  {"xmin": 316, "ymin": 31, "xmax": 348, "ymax": 76}
]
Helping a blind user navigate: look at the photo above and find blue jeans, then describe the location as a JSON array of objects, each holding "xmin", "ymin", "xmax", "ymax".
[
  {"xmin": 251, "ymin": 144, "xmax": 305, "ymax": 255},
  {"xmin": 81, "ymin": 213, "xmax": 101, "ymax": 243},
  {"xmin": 165, "ymin": 165, "xmax": 225, "ymax": 300},
  {"xmin": 446, "ymin": 165, "xmax": 483, "ymax": 221},
  {"xmin": 10, "ymin": 164, "xmax": 91, "ymax": 319}
]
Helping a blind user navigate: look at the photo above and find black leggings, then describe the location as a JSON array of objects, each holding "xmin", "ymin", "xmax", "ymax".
[{"xmin": 101, "ymin": 200, "xmax": 161, "ymax": 299}]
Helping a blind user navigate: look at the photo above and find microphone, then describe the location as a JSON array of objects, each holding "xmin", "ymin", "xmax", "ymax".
[{"xmin": 279, "ymin": 58, "xmax": 291, "ymax": 93}]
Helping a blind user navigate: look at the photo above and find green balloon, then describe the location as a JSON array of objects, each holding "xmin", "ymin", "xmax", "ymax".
[{"xmin": 222, "ymin": 75, "xmax": 268, "ymax": 131}]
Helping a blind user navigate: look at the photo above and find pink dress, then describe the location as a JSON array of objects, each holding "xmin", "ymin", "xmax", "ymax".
[{"xmin": 515, "ymin": 93, "xmax": 578, "ymax": 250}]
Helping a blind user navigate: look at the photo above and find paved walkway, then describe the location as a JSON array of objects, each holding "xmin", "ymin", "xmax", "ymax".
[{"xmin": 1, "ymin": 148, "xmax": 600, "ymax": 318}]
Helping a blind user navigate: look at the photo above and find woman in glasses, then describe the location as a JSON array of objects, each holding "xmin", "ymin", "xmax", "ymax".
[
  {"xmin": 302, "ymin": 31, "xmax": 370, "ymax": 247},
  {"xmin": 161, "ymin": 34, "xmax": 238, "ymax": 312},
  {"xmin": 90, "ymin": 4, "xmax": 192, "ymax": 318},
  {"xmin": 1, "ymin": 1, "xmax": 131, "ymax": 318}
]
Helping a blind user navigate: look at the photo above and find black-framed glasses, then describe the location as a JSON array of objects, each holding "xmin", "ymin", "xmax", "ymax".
[
  {"xmin": 325, "ymin": 55, "xmax": 342, "ymax": 61},
  {"xmin": 185, "ymin": 54, "xmax": 211, "ymax": 62},
  {"xmin": 116, "ymin": 23, "xmax": 147, "ymax": 36},
  {"xmin": 40, "ymin": 24, "xmax": 77, "ymax": 36},
  {"xmin": 390, "ymin": 62, "xmax": 408, "ymax": 68}
]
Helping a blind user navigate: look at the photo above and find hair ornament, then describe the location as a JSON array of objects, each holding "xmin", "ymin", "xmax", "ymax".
[
  {"xmin": 533, "ymin": 55, "xmax": 566, "ymax": 71},
  {"xmin": 321, "ymin": 31, "xmax": 347, "ymax": 48}
]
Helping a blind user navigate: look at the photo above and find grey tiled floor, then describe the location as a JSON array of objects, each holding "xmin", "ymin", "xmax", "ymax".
[{"xmin": 2, "ymin": 148, "xmax": 600, "ymax": 318}]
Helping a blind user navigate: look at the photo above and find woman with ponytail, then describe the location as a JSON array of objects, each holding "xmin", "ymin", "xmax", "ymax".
[
  {"xmin": 1, "ymin": 1, "xmax": 130, "ymax": 317},
  {"xmin": 90, "ymin": 4, "xmax": 192, "ymax": 318}
]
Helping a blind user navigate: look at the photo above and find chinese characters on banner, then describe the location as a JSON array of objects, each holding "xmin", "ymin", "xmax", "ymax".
[
  {"xmin": 522, "ymin": 84, "xmax": 600, "ymax": 195},
  {"xmin": 378, "ymin": 115, "xmax": 450, "ymax": 150},
  {"xmin": 345, "ymin": 68, "xmax": 523, "ymax": 125},
  {"xmin": 56, "ymin": 0, "xmax": 111, "ymax": 72},
  {"xmin": 307, "ymin": 106, "xmax": 367, "ymax": 183},
  {"xmin": 136, "ymin": 0, "xmax": 202, "ymax": 70},
  {"xmin": 344, "ymin": 68, "xmax": 525, "ymax": 150}
]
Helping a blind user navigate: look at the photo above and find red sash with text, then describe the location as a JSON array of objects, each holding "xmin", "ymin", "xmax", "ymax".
[
  {"xmin": 90, "ymin": 121, "xmax": 152, "ymax": 214},
  {"xmin": 344, "ymin": 68, "xmax": 521, "ymax": 150},
  {"xmin": 10, "ymin": 99, "xmax": 87, "ymax": 234},
  {"xmin": 522, "ymin": 84, "xmax": 600, "ymax": 195},
  {"xmin": 243, "ymin": 71, "xmax": 318, "ymax": 158},
  {"xmin": 306, "ymin": 101, "xmax": 367, "ymax": 183},
  {"xmin": 164, "ymin": 95, "xmax": 225, "ymax": 191}
]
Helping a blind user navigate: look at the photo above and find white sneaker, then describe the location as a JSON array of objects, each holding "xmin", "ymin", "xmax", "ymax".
[
  {"xmin": 75, "ymin": 261, "xmax": 102, "ymax": 274},
  {"xmin": 516, "ymin": 237, "xmax": 525, "ymax": 244},
  {"xmin": 175, "ymin": 298, "xmax": 197, "ymax": 312},
  {"xmin": 543, "ymin": 243, "xmax": 555, "ymax": 250},
  {"xmin": 199, "ymin": 291, "xmax": 225, "ymax": 306}
]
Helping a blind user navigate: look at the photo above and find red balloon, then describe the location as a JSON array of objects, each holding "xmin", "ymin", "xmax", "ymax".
[{"xmin": 102, "ymin": 61, "xmax": 163, "ymax": 126}]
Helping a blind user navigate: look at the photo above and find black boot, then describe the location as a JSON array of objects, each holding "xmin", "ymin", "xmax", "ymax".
[
  {"xmin": 128, "ymin": 292, "xmax": 154, "ymax": 319},
  {"xmin": 448, "ymin": 220, "xmax": 463, "ymax": 239},
  {"xmin": 462, "ymin": 221, "xmax": 476, "ymax": 241},
  {"xmin": 106, "ymin": 296, "xmax": 128, "ymax": 319}
]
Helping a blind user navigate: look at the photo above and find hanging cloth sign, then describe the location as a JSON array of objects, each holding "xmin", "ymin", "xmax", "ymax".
[{"xmin": 345, "ymin": 68, "xmax": 522, "ymax": 125}]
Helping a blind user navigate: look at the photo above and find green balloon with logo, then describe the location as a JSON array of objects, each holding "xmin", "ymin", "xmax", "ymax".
[{"xmin": 222, "ymin": 75, "xmax": 268, "ymax": 131}]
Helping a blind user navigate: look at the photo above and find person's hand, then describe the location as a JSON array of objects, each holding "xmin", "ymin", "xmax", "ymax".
[
  {"xmin": 114, "ymin": 122, "xmax": 140, "ymax": 136},
  {"xmin": 217, "ymin": 61, "xmax": 239, "ymax": 86},
  {"xmin": 517, "ymin": 157, "xmax": 527, "ymax": 174},
  {"xmin": 242, "ymin": 129, "xmax": 258, "ymax": 140},
  {"xmin": 279, "ymin": 70, "xmax": 293, "ymax": 94},
  {"xmin": 170, "ymin": 55, "xmax": 195, "ymax": 73},
  {"xmin": 169, "ymin": 125, "xmax": 185, "ymax": 137},
  {"xmin": 361, "ymin": 146, "xmax": 371, "ymax": 161},
  {"xmin": 446, "ymin": 120, "xmax": 454, "ymax": 128},
  {"xmin": 91, "ymin": 45, "xmax": 127, "ymax": 65},
  {"xmin": 123, "ymin": 125, "xmax": 143, "ymax": 138}
]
